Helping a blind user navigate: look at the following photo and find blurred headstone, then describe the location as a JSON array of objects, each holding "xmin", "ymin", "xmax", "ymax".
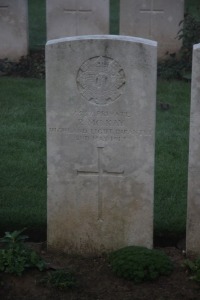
[
  {"xmin": 120, "ymin": 0, "xmax": 184, "ymax": 59},
  {"xmin": 0, "ymin": 0, "xmax": 28, "ymax": 61},
  {"xmin": 187, "ymin": 43, "xmax": 200, "ymax": 256},
  {"xmin": 46, "ymin": 0, "xmax": 109, "ymax": 40}
]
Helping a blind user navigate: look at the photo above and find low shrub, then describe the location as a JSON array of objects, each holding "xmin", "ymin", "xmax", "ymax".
[
  {"xmin": 0, "ymin": 51, "xmax": 45, "ymax": 79},
  {"xmin": 158, "ymin": 13, "xmax": 200, "ymax": 80},
  {"xmin": 109, "ymin": 246, "xmax": 173, "ymax": 283}
]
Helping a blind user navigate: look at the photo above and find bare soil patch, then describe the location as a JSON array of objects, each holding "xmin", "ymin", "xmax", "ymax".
[{"xmin": 0, "ymin": 244, "xmax": 200, "ymax": 300}]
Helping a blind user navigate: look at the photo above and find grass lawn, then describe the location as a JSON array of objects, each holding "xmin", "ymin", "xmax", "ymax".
[
  {"xmin": 28, "ymin": 0, "xmax": 46, "ymax": 50},
  {"xmin": 185, "ymin": 0, "xmax": 200, "ymax": 20},
  {"xmin": 0, "ymin": 0, "xmax": 196, "ymax": 241},
  {"xmin": 155, "ymin": 80, "xmax": 190, "ymax": 238},
  {"xmin": 110, "ymin": 0, "xmax": 120, "ymax": 34},
  {"xmin": 0, "ymin": 78, "xmax": 46, "ymax": 235},
  {"xmin": 0, "ymin": 77, "xmax": 190, "ymax": 240}
]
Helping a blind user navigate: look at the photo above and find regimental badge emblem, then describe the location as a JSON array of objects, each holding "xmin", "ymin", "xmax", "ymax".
[{"xmin": 76, "ymin": 56, "xmax": 126, "ymax": 105}]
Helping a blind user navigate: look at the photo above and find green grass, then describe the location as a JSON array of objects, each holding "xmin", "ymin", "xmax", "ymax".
[
  {"xmin": 0, "ymin": 78, "xmax": 46, "ymax": 233},
  {"xmin": 0, "ymin": 1, "xmax": 196, "ymax": 240},
  {"xmin": 110, "ymin": 0, "xmax": 120, "ymax": 34},
  {"xmin": 28, "ymin": 0, "xmax": 46, "ymax": 50},
  {"xmin": 185, "ymin": 0, "xmax": 200, "ymax": 20},
  {"xmin": 155, "ymin": 80, "xmax": 190, "ymax": 237},
  {"xmin": 0, "ymin": 78, "xmax": 190, "ymax": 239}
]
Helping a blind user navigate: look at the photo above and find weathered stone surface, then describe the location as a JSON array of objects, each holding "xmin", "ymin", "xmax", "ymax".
[
  {"xmin": 46, "ymin": 0, "xmax": 109, "ymax": 40},
  {"xmin": 187, "ymin": 43, "xmax": 200, "ymax": 256},
  {"xmin": 46, "ymin": 35, "xmax": 157, "ymax": 255},
  {"xmin": 120, "ymin": 0, "xmax": 184, "ymax": 58},
  {"xmin": 0, "ymin": 0, "xmax": 28, "ymax": 61}
]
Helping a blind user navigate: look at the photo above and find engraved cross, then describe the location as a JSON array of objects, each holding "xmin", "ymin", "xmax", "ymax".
[
  {"xmin": 77, "ymin": 147, "xmax": 124, "ymax": 221},
  {"xmin": 63, "ymin": 0, "xmax": 92, "ymax": 35},
  {"xmin": 140, "ymin": 0, "xmax": 164, "ymax": 37}
]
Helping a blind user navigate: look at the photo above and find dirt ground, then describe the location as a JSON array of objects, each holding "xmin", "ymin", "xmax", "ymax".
[{"xmin": 1, "ymin": 243, "xmax": 200, "ymax": 300}]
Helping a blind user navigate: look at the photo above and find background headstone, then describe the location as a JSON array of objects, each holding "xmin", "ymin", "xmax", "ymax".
[
  {"xmin": 120, "ymin": 0, "xmax": 184, "ymax": 59},
  {"xmin": 0, "ymin": 0, "xmax": 28, "ymax": 61},
  {"xmin": 46, "ymin": 35, "xmax": 157, "ymax": 255},
  {"xmin": 46, "ymin": 0, "xmax": 109, "ymax": 40},
  {"xmin": 187, "ymin": 43, "xmax": 200, "ymax": 256}
]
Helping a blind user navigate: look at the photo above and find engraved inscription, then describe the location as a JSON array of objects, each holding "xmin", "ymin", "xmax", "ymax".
[
  {"xmin": 77, "ymin": 147, "xmax": 124, "ymax": 220},
  {"xmin": 77, "ymin": 56, "xmax": 126, "ymax": 105},
  {"xmin": 48, "ymin": 127, "xmax": 152, "ymax": 142},
  {"xmin": 48, "ymin": 110, "xmax": 153, "ymax": 142}
]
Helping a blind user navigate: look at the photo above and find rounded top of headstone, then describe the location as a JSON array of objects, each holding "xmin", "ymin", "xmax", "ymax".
[
  {"xmin": 46, "ymin": 35, "xmax": 157, "ymax": 48},
  {"xmin": 193, "ymin": 43, "xmax": 200, "ymax": 50}
]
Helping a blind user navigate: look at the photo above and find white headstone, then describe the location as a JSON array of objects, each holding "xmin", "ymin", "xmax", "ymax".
[
  {"xmin": 120, "ymin": 0, "xmax": 184, "ymax": 58},
  {"xmin": 0, "ymin": 0, "xmax": 28, "ymax": 61},
  {"xmin": 46, "ymin": 35, "xmax": 157, "ymax": 255},
  {"xmin": 187, "ymin": 43, "xmax": 200, "ymax": 256},
  {"xmin": 46, "ymin": 0, "xmax": 109, "ymax": 41}
]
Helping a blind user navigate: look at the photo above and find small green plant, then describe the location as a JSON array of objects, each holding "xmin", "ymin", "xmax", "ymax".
[
  {"xmin": 178, "ymin": 14, "xmax": 200, "ymax": 68},
  {"xmin": 183, "ymin": 258, "xmax": 200, "ymax": 282},
  {"xmin": 158, "ymin": 13, "xmax": 200, "ymax": 80},
  {"xmin": 0, "ymin": 228, "xmax": 28, "ymax": 245},
  {"xmin": 40, "ymin": 269, "xmax": 77, "ymax": 290},
  {"xmin": 109, "ymin": 246, "xmax": 173, "ymax": 283},
  {"xmin": 0, "ymin": 229, "xmax": 46, "ymax": 276}
]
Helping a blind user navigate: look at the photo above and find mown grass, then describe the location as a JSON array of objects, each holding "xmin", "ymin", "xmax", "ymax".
[
  {"xmin": 0, "ymin": 0, "xmax": 195, "ymax": 240},
  {"xmin": 0, "ymin": 78, "xmax": 46, "ymax": 234},
  {"xmin": 0, "ymin": 77, "xmax": 190, "ymax": 239},
  {"xmin": 185, "ymin": 0, "xmax": 200, "ymax": 20},
  {"xmin": 28, "ymin": 0, "xmax": 46, "ymax": 50},
  {"xmin": 110, "ymin": 0, "xmax": 120, "ymax": 34},
  {"xmin": 155, "ymin": 80, "xmax": 190, "ymax": 237}
]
